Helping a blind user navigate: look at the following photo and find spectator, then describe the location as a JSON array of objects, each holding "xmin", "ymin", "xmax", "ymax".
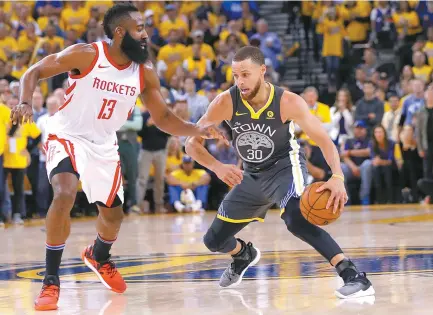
[
  {"xmin": 11, "ymin": 53, "xmax": 29, "ymax": 79},
  {"xmin": 60, "ymin": 1, "xmax": 89, "ymax": 37},
  {"xmin": 214, "ymin": 41, "xmax": 234, "ymax": 88},
  {"xmin": 300, "ymin": 1, "xmax": 315, "ymax": 50},
  {"xmin": 322, "ymin": 7, "xmax": 345, "ymax": 89},
  {"xmin": 204, "ymin": 83, "xmax": 219, "ymax": 103},
  {"xmin": 166, "ymin": 155, "xmax": 210, "ymax": 213},
  {"xmin": 117, "ymin": 105, "xmax": 142, "ymax": 213},
  {"xmin": 250, "ymin": 19, "xmax": 282, "ymax": 71},
  {"xmin": 341, "ymin": 121, "xmax": 372, "ymax": 205},
  {"xmin": 0, "ymin": 24, "xmax": 18, "ymax": 59},
  {"xmin": 382, "ymin": 94, "xmax": 402, "ymax": 142},
  {"xmin": 0, "ymin": 96, "xmax": 10, "ymax": 225},
  {"xmin": 159, "ymin": 4, "xmax": 189, "ymax": 39},
  {"xmin": 354, "ymin": 81, "xmax": 384, "ymax": 135},
  {"xmin": 424, "ymin": 27, "xmax": 433, "ymax": 67},
  {"xmin": 11, "ymin": 5, "xmax": 41, "ymax": 37},
  {"xmin": 0, "ymin": 60, "xmax": 18, "ymax": 83},
  {"xmin": 136, "ymin": 110, "xmax": 170, "ymax": 214},
  {"xmin": 341, "ymin": 1, "xmax": 371, "ymax": 45},
  {"xmin": 182, "ymin": 43, "xmax": 213, "ymax": 84},
  {"xmin": 42, "ymin": 23, "xmax": 64, "ymax": 54},
  {"xmin": 165, "ymin": 136, "xmax": 184, "ymax": 176},
  {"xmin": 184, "ymin": 77, "xmax": 209, "ymax": 123},
  {"xmin": 17, "ymin": 22, "xmax": 39, "ymax": 53},
  {"xmin": 145, "ymin": 20, "xmax": 165, "ymax": 61},
  {"xmin": 416, "ymin": 84, "xmax": 433, "ymax": 179},
  {"xmin": 35, "ymin": 1, "xmax": 63, "ymax": 18},
  {"xmin": 412, "ymin": 50, "xmax": 432, "ymax": 83},
  {"xmin": 221, "ymin": 1, "xmax": 258, "ymax": 21},
  {"xmin": 330, "ymin": 88, "xmax": 354, "ymax": 145},
  {"xmin": 377, "ymin": 72, "xmax": 397, "ymax": 98},
  {"xmin": 3, "ymin": 116, "xmax": 41, "ymax": 224},
  {"xmin": 36, "ymin": 95, "xmax": 59, "ymax": 216},
  {"xmin": 187, "ymin": 29, "xmax": 216, "ymax": 61},
  {"xmin": 361, "ymin": 48, "xmax": 378, "ymax": 78},
  {"xmin": 393, "ymin": 1, "xmax": 422, "ymax": 43},
  {"xmin": 400, "ymin": 78, "xmax": 425, "ymax": 126},
  {"xmin": 346, "ymin": 65, "xmax": 367, "ymax": 103},
  {"xmin": 220, "ymin": 19, "xmax": 249, "ymax": 46},
  {"xmin": 370, "ymin": 125, "xmax": 400, "ymax": 204},
  {"xmin": 303, "ymin": 141, "xmax": 332, "ymax": 183},
  {"xmin": 370, "ymin": 0, "xmax": 395, "ymax": 49},
  {"xmin": 156, "ymin": 30, "xmax": 186, "ymax": 83}
]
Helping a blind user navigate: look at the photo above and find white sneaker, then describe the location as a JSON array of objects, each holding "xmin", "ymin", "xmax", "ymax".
[
  {"xmin": 0, "ymin": 221, "xmax": 5, "ymax": 228},
  {"xmin": 12, "ymin": 214, "xmax": 24, "ymax": 225},
  {"xmin": 174, "ymin": 201, "xmax": 185, "ymax": 213},
  {"xmin": 191, "ymin": 200, "xmax": 203, "ymax": 212}
]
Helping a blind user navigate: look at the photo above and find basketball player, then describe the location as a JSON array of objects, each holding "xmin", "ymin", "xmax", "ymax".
[
  {"xmin": 11, "ymin": 3, "xmax": 225, "ymax": 311},
  {"xmin": 185, "ymin": 46, "xmax": 375, "ymax": 299}
]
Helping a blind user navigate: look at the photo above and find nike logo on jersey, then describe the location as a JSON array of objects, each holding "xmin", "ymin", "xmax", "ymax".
[
  {"xmin": 235, "ymin": 111, "xmax": 248, "ymax": 116},
  {"xmin": 98, "ymin": 64, "xmax": 110, "ymax": 68}
]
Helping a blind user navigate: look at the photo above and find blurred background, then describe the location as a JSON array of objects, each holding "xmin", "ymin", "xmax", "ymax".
[{"xmin": 1, "ymin": 0, "xmax": 433, "ymax": 226}]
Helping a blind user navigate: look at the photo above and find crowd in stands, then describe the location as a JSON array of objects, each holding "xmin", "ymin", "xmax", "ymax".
[{"xmin": 2, "ymin": 1, "xmax": 433, "ymax": 225}]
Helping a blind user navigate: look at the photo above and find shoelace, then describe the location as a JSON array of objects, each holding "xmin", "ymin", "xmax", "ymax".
[
  {"xmin": 345, "ymin": 272, "xmax": 368, "ymax": 285},
  {"xmin": 98, "ymin": 259, "xmax": 117, "ymax": 278},
  {"xmin": 40, "ymin": 285, "xmax": 59, "ymax": 298}
]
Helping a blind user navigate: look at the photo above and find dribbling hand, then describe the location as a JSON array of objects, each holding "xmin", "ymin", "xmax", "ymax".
[
  {"xmin": 316, "ymin": 176, "xmax": 347, "ymax": 214},
  {"xmin": 214, "ymin": 163, "xmax": 243, "ymax": 187},
  {"xmin": 11, "ymin": 102, "xmax": 33, "ymax": 125}
]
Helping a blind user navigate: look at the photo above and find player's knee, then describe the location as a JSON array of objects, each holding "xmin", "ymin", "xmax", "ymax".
[
  {"xmin": 100, "ymin": 207, "xmax": 124, "ymax": 224},
  {"xmin": 52, "ymin": 187, "xmax": 76, "ymax": 211},
  {"xmin": 203, "ymin": 228, "xmax": 220, "ymax": 252},
  {"xmin": 281, "ymin": 203, "xmax": 310, "ymax": 236}
]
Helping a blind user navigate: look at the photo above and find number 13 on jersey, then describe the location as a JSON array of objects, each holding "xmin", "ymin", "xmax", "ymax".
[{"xmin": 98, "ymin": 98, "xmax": 117, "ymax": 120}]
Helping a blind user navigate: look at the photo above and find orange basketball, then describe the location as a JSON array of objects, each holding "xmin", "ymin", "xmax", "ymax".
[{"xmin": 300, "ymin": 181, "xmax": 341, "ymax": 226}]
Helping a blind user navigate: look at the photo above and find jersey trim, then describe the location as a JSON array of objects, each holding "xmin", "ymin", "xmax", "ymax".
[
  {"xmin": 102, "ymin": 41, "xmax": 132, "ymax": 70},
  {"xmin": 139, "ymin": 63, "xmax": 145, "ymax": 93},
  {"xmin": 217, "ymin": 214, "xmax": 265, "ymax": 223},
  {"xmin": 106, "ymin": 160, "xmax": 122, "ymax": 207},
  {"xmin": 240, "ymin": 83, "xmax": 275, "ymax": 119},
  {"xmin": 59, "ymin": 95, "xmax": 73, "ymax": 111},
  {"xmin": 69, "ymin": 43, "xmax": 99, "ymax": 79}
]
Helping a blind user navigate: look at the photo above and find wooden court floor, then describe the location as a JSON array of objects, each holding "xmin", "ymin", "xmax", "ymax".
[{"xmin": 1, "ymin": 204, "xmax": 433, "ymax": 314}]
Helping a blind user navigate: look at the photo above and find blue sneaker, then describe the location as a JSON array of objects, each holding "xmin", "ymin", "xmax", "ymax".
[{"xmin": 360, "ymin": 198, "xmax": 370, "ymax": 205}]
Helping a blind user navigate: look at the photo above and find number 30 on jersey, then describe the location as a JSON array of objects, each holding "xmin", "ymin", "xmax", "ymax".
[{"xmin": 98, "ymin": 98, "xmax": 117, "ymax": 120}]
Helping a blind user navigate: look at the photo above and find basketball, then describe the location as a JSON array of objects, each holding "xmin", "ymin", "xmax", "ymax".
[{"xmin": 300, "ymin": 181, "xmax": 341, "ymax": 226}]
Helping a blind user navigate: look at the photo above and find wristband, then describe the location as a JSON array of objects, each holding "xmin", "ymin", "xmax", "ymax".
[{"xmin": 332, "ymin": 174, "xmax": 345, "ymax": 182}]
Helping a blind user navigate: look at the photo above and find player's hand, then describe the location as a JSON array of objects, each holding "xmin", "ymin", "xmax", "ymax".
[
  {"xmin": 11, "ymin": 102, "xmax": 33, "ymax": 125},
  {"xmin": 316, "ymin": 176, "xmax": 347, "ymax": 214},
  {"xmin": 214, "ymin": 163, "xmax": 243, "ymax": 187},
  {"xmin": 199, "ymin": 124, "xmax": 229, "ymax": 145}
]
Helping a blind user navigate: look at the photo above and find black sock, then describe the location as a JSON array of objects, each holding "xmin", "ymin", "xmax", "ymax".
[
  {"xmin": 45, "ymin": 243, "xmax": 65, "ymax": 277},
  {"xmin": 93, "ymin": 234, "xmax": 116, "ymax": 262},
  {"xmin": 336, "ymin": 259, "xmax": 358, "ymax": 281}
]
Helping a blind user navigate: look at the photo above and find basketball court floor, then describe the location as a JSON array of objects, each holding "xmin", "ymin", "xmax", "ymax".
[{"xmin": 1, "ymin": 204, "xmax": 433, "ymax": 314}]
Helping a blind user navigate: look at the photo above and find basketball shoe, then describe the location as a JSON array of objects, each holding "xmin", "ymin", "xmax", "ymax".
[
  {"xmin": 335, "ymin": 260, "xmax": 375, "ymax": 299},
  {"xmin": 219, "ymin": 239, "xmax": 261, "ymax": 288},
  {"xmin": 34, "ymin": 275, "xmax": 60, "ymax": 311},
  {"xmin": 81, "ymin": 244, "xmax": 127, "ymax": 293}
]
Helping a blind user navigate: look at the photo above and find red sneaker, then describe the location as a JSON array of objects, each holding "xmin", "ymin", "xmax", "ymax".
[
  {"xmin": 81, "ymin": 245, "xmax": 127, "ymax": 293},
  {"xmin": 34, "ymin": 276, "xmax": 60, "ymax": 311}
]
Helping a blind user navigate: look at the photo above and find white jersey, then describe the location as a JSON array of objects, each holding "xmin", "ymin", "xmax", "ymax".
[{"xmin": 47, "ymin": 41, "xmax": 143, "ymax": 145}]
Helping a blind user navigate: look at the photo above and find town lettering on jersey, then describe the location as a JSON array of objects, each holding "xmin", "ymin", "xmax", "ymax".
[
  {"xmin": 92, "ymin": 77, "xmax": 136, "ymax": 96},
  {"xmin": 232, "ymin": 123, "xmax": 276, "ymax": 137}
]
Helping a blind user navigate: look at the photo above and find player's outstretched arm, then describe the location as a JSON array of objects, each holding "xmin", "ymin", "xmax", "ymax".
[
  {"xmin": 140, "ymin": 63, "xmax": 225, "ymax": 140},
  {"xmin": 282, "ymin": 91, "xmax": 347, "ymax": 212},
  {"xmin": 185, "ymin": 92, "xmax": 243, "ymax": 187},
  {"xmin": 11, "ymin": 44, "xmax": 96, "ymax": 125}
]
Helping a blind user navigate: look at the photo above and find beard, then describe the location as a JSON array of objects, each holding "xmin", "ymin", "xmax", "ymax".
[
  {"xmin": 242, "ymin": 78, "xmax": 262, "ymax": 101},
  {"xmin": 120, "ymin": 31, "xmax": 149, "ymax": 64}
]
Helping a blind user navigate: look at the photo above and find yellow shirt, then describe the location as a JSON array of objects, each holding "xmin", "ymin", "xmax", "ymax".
[
  {"xmin": 179, "ymin": 2, "xmax": 202, "ymax": 16},
  {"xmin": 301, "ymin": 1, "xmax": 315, "ymax": 16},
  {"xmin": 157, "ymin": 43, "xmax": 186, "ymax": 82},
  {"xmin": 185, "ymin": 43, "xmax": 216, "ymax": 61},
  {"xmin": 226, "ymin": 66, "xmax": 233, "ymax": 84},
  {"xmin": 43, "ymin": 36, "xmax": 65, "ymax": 52},
  {"xmin": 412, "ymin": 65, "xmax": 433, "ymax": 83},
  {"xmin": 340, "ymin": 1, "xmax": 371, "ymax": 42},
  {"xmin": 0, "ymin": 104, "xmax": 11, "ymax": 156},
  {"xmin": 392, "ymin": 11, "xmax": 422, "ymax": 36},
  {"xmin": 4, "ymin": 122, "xmax": 41, "ymax": 169},
  {"xmin": 159, "ymin": 18, "xmax": 189, "ymax": 38},
  {"xmin": 184, "ymin": 56, "xmax": 208, "ymax": 80},
  {"xmin": 301, "ymin": 102, "xmax": 331, "ymax": 146},
  {"xmin": 424, "ymin": 41, "xmax": 433, "ymax": 67},
  {"xmin": 0, "ymin": 36, "xmax": 19, "ymax": 54},
  {"xmin": 171, "ymin": 169, "xmax": 207, "ymax": 184},
  {"xmin": 17, "ymin": 33, "xmax": 39, "ymax": 52},
  {"xmin": 37, "ymin": 16, "xmax": 66, "ymax": 32},
  {"xmin": 0, "ymin": 49, "xmax": 6, "ymax": 62},
  {"xmin": 313, "ymin": 4, "xmax": 344, "ymax": 34},
  {"xmin": 384, "ymin": 101, "xmax": 390, "ymax": 113},
  {"xmin": 322, "ymin": 18, "xmax": 346, "ymax": 57},
  {"xmin": 219, "ymin": 30, "xmax": 249, "ymax": 46},
  {"xmin": 61, "ymin": 7, "xmax": 90, "ymax": 36},
  {"xmin": 11, "ymin": 66, "xmax": 28, "ymax": 79}
]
